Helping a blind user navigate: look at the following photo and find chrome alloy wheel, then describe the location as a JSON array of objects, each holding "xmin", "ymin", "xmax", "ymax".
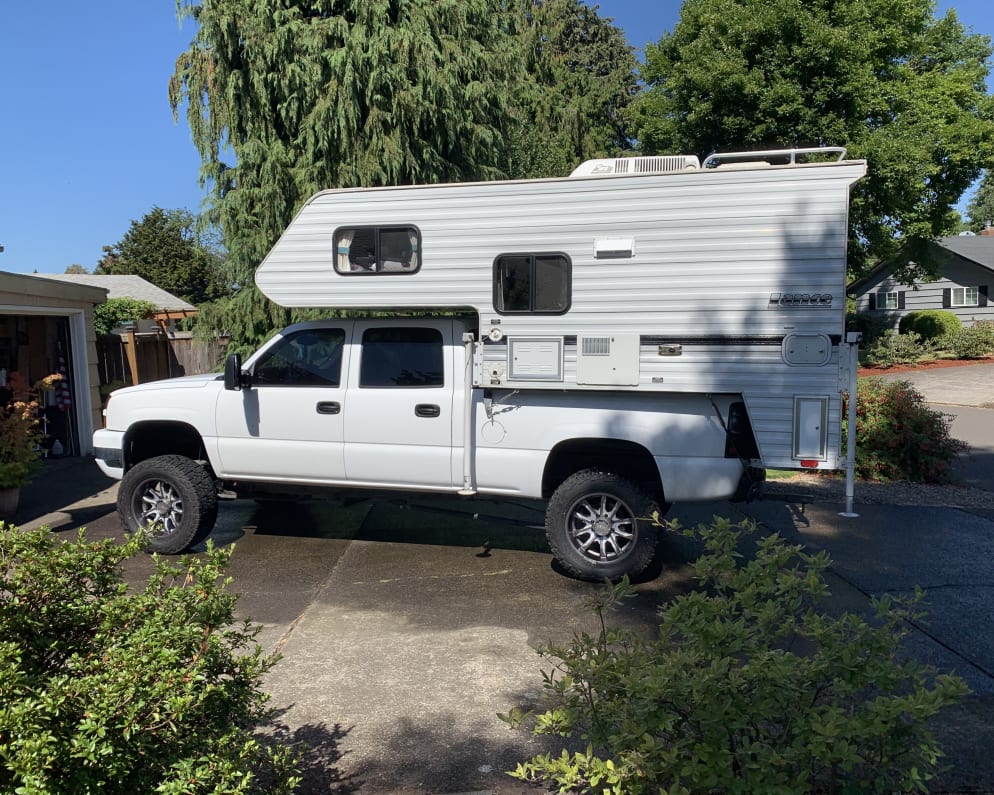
[
  {"xmin": 565, "ymin": 492, "xmax": 636, "ymax": 563},
  {"xmin": 134, "ymin": 478, "xmax": 185, "ymax": 535}
]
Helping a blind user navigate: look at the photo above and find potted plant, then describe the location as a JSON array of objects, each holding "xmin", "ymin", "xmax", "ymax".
[{"xmin": 0, "ymin": 372, "xmax": 60, "ymax": 517}]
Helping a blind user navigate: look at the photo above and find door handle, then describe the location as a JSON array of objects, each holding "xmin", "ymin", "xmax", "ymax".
[
  {"xmin": 415, "ymin": 403, "xmax": 440, "ymax": 418},
  {"xmin": 316, "ymin": 401, "xmax": 341, "ymax": 415}
]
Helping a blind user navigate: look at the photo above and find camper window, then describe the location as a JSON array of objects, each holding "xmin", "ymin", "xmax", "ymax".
[
  {"xmin": 494, "ymin": 253, "xmax": 571, "ymax": 315},
  {"xmin": 334, "ymin": 226, "xmax": 420, "ymax": 274}
]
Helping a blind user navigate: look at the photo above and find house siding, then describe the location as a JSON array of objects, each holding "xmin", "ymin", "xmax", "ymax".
[{"xmin": 851, "ymin": 257, "xmax": 994, "ymax": 329}]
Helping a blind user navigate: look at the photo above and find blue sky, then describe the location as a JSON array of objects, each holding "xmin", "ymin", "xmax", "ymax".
[{"xmin": 0, "ymin": 0, "xmax": 990, "ymax": 274}]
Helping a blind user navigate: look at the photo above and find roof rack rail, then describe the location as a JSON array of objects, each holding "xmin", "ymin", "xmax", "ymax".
[{"xmin": 702, "ymin": 146, "xmax": 847, "ymax": 169}]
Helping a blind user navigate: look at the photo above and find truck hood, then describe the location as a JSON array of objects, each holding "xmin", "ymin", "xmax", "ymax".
[{"xmin": 111, "ymin": 373, "xmax": 222, "ymax": 396}]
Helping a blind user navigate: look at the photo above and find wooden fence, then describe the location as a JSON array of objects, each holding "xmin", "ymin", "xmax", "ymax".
[{"xmin": 96, "ymin": 332, "xmax": 229, "ymax": 388}]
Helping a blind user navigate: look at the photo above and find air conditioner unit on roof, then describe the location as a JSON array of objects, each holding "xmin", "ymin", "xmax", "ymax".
[{"xmin": 569, "ymin": 155, "xmax": 700, "ymax": 178}]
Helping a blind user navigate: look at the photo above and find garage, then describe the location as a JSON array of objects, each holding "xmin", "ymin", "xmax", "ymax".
[{"xmin": 0, "ymin": 272, "xmax": 106, "ymax": 457}]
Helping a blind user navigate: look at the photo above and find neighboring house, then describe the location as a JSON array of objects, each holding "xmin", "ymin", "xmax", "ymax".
[
  {"xmin": 34, "ymin": 274, "xmax": 197, "ymax": 333},
  {"xmin": 848, "ymin": 231, "xmax": 993, "ymax": 330},
  {"xmin": 0, "ymin": 271, "xmax": 108, "ymax": 457}
]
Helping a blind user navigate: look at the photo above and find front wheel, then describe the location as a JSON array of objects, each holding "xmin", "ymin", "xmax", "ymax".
[
  {"xmin": 117, "ymin": 455, "xmax": 218, "ymax": 554},
  {"xmin": 545, "ymin": 469, "xmax": 659, "ymax": 581}
]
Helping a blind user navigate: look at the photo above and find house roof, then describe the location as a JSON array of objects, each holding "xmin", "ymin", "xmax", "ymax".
[
  {"xmin": 0, "ymin": 270, "xmax": 109, "ymax": 304},
  {"xmin": 847, "ymin": 235, "xmax": 994, "ymax": 294},
  {"xmin": 33, "ymin": 274, "xmax": 196, "ymax": 312},
  {"xmin": 936, "ymin": 235, "xmax": 994, "ymax": 271}
]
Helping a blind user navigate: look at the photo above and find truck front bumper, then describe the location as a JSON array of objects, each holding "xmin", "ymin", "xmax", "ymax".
[{"xmin": 93, "ymin": 429, "xmax": 125, "ymax": 479}]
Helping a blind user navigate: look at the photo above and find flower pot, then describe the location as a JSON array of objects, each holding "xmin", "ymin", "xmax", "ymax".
[{"xmin": 0, "ymin": 486, "xmax": 19, "ymax": 519}]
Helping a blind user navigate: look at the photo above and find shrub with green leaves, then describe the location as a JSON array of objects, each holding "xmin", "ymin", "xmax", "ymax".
[
  {"xmin": 848, "ymin": 379, "xmax": 967, "ymax": 482},
  {"xmin": 942, "ymin": 320, "xmax": 994, "ymax": 359},
  {"xmin": 898, "ymin": 309, "xmax": 961, "ymax": 341},
  {"xmin": 862, "ymin": 330, "xmax": 931, "ymax": 368},
  {"xmin": 505, "ymin": 518, "xmax": 968, "ymax": 795},
  {"xmin": 93, "ymin": 297, "xmax": 158, "ymax": 335},
  {"xmin": 0, "ymin": 524, "xmax": 301, "ymax": 794}
]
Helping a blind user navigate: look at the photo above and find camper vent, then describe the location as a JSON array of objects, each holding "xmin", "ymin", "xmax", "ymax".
[
  {"xmin": 582, "ymin": 337, "xmax": 612, "ymax": 356},
  {"xmin": 569, "ymin": 155, "xmax": 700, "ymax": 178}
]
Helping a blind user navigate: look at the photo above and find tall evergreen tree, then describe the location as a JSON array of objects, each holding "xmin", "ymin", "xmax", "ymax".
[
  {"xmin": 96, "ymin": 208, "xmax": 225, "ymax": 305},
  {"xmin": 633, "ymin": 0, "xmax": 994, "ymax": 280},
  {"xmin": 170, "ymin": 0, "xmax": 520, "ymax": 352},
  {"xmin": 506, "ymin": 0, "xmax": 639, "ymax": 179}
]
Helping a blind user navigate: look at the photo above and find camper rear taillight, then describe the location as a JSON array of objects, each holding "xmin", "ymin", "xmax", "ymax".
[{"xmin": 724, "ymin": 401, "xmax": 760, "ymax": 460}]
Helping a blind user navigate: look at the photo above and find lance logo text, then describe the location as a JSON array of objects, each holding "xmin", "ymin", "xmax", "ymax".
[{"xmin": 769, "ymin": 292, "xmax": 833, "ymax": 308}]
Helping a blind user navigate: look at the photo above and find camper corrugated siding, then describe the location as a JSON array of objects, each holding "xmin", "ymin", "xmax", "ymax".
[{"xmin": 257, "ymin": 162, "xmax": 863, "ymax": 338}]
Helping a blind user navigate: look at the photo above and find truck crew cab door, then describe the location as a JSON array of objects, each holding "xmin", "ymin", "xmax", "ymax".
[
  {"xmin": 343, "ymin": 320, "xmax": 454, "ymax": 488},
  {"xmin": 215, "ymin": 325, "xmax": 350, "ymax": 481}
]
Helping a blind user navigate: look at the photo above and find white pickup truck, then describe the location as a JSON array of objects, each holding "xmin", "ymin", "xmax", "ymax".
[{"xmin": 94, "ymin": 315, "xmax": 761, "ymax": 580}]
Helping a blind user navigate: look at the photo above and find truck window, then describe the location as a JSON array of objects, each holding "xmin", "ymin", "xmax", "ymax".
[
  {"xmin": 494, "ymin": 253, "xmax": 570, "ymax": 314},
  {"xmin": 252, "ymin": 328, "xmax": 346, "ymax": 386},
  {"xmin": 360, "ymin": 328, "xmax": 443, "ymax": 388},
  {"xmin": 334, "ymin": 226, "xmax": 421, "ymax": 274}
]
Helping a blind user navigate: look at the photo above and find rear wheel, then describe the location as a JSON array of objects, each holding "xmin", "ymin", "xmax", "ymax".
[
  {"xmin": 545, "ymin": 469, "xmax": 659, "ymax": 581},
  {"xmin": 117, "ymin": 455, "xmax": 218, "ymax": 554}
]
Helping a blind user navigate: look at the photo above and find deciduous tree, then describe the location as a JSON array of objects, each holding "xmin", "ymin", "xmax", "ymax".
[{"xmin": 633, "ymin": 0, "xmax": 994, "ymax": 280}]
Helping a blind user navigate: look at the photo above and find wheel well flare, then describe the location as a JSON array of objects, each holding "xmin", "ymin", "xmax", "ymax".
[
  {"xmin": 124, "ymin": 422, "xmax": 206, "ymax": 470},
  {"xmin": 542, "ymin": 438, "xmax": 662, "ymax": 500}
]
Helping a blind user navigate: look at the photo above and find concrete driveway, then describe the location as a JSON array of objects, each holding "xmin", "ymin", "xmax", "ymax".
[{"xmin": 8, "ymin": 360, "xmax": 994, "ymax": 794}]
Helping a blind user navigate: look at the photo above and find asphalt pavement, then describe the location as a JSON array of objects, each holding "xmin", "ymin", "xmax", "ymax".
[{"xmin": 4, "ymin": 361, "xmax": 993, "ymax": 794}]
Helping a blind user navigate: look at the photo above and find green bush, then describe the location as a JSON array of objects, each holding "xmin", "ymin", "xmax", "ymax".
[
  {"xmin": 898, "ymin": 309, "xmax": 961, "ymax": 341},
  {"xmin": 505, "ymin": 518, "xmax": 968, "ymax": 795},
  {"xmin": 862, "ymin": 330, "xmax": 931, "ymax": 368},
  {"xmin": 942, "ymin": 320, "xmax": 994, "ymax": 359},
  {"xmin": 93, "ymin": 297, "xmax": 157, "ymax": 335},
  {"xmin": 0, "ymin": 524, "xmax": 301, "ymax": 794},
  {"xmin": 847, "ymin": 379, "xmax": 967, "ymax": 482}
]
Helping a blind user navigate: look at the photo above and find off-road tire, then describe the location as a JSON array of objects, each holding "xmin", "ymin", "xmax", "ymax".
[
  {"xmin": 117, "ymin": 455, "xmax": 218, "ymax": 554},
  {"xmin": 545, "ymin": 469, "xmax": 659, "ymax": 581}
]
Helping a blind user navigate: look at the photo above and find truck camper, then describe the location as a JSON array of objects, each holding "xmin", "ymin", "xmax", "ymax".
[{"xmin": 95, "ymin": 147, "xmax": 866, "ymax": 580}]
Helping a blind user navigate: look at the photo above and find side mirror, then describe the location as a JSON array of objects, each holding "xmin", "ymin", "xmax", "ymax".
[{"xmin": 224, "ymin": 353, "xmax": 246, "ymax": 391}]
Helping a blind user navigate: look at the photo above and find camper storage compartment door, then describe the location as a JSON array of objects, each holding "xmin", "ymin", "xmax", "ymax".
[
  {"xmin": 508, "ymin": 337, "xmax": 563, "ymax": 381},
  {"xmin": 792, "ymin": 396, "xmax": 829, "ymax": 461}
]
